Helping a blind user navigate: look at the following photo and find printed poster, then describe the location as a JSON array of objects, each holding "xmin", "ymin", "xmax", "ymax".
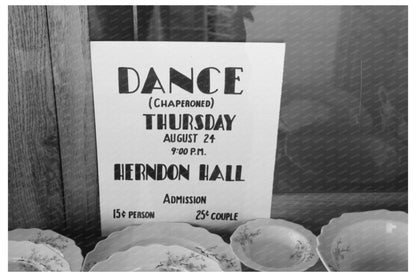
[{"xmin": 90, "ymin": 42, "xmax": 285, "ymax": 235}]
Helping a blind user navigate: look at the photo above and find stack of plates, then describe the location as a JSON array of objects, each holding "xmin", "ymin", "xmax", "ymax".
[
  {"xmin": 83, "ymin": 222, "xmax": 241, "ymax": 272},
  {"xmin": 8, "ymin": 228, "xmax": 83, "ymax": 271},
  {"xmin": 9, "ymin": 211, "xmax": 406, "ymax": 272}
]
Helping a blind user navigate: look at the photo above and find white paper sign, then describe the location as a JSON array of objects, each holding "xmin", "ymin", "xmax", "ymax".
[{"xmin": 91, "ymin": 42, "xmax": 285, "ymax": 235}]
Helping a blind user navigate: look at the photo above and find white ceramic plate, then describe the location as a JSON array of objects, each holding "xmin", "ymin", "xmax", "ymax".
[
  {"xmin": 8, "ymin": 240, "xmax": 71, "ymax": 271},
  {"xmin": 317, "ymin": 210, "xmax": 408, "ymax": 271},
  {"xmin": 9, "ymin": 228, "xmax": 83, "ymax": 271},
  {"xmin": 83, "ymin": 223, "xmax": 240, "ymax": 271},
  {"xmin": 230, "ymin": 218, "xmax": 318, "ymax": 271},
  {"xmin": 90, "ymin": 244, "xmax": 222, "ymax": 271}
]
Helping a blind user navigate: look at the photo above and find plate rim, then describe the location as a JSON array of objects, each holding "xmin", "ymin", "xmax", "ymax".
[
  {"xmin": 8, "ymin": 228, "xmax": 83, "ymax": 271},
  {"xmin": 316, "ymin": 209, "xmax": 408, "ymax": 271},
  {"xmin": 8, "ymin": 240, "xmax": 71, "ymax": 272}
]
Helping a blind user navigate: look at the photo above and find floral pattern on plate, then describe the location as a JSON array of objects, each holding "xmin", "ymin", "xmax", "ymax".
[
  {"xmin": 193, "ymin": 245, "xmax": 240, "ymax": 270},
  {"xmin": 290, "ymin": 240, "xmax": 316, "ymax": 263},
  {"xmin": 156, "ymin": 251, "xmax": 207, "ymax": 271},
  {"xmin": 231, "ymin": 225, "xmax": 261, "ymax": 251},
  {"xmin": 90, "ymin": 244, "xmax": 222, "ymax": 271}
]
